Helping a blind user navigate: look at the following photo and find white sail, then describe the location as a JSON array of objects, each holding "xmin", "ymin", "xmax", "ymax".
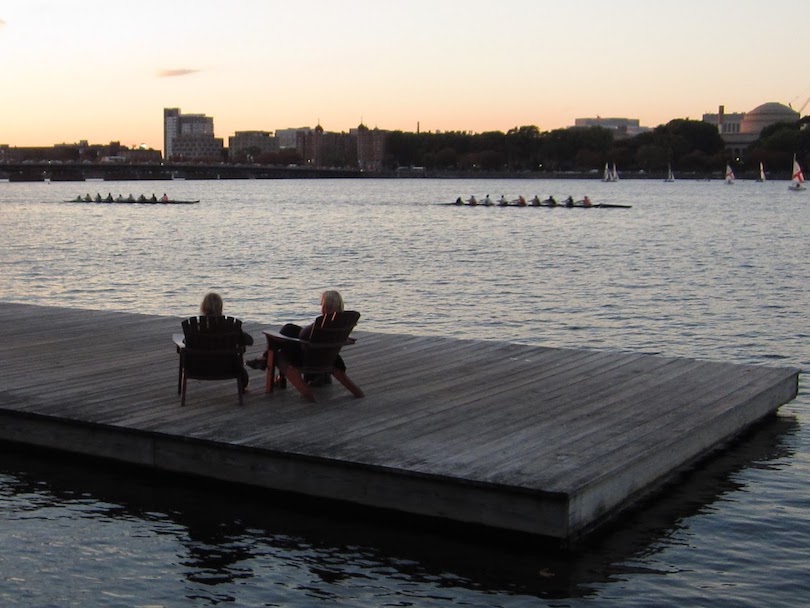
[
  {"xmin": 789, "ymin": 155, "xmax": 806, "ymax": 191},
  {"xmin": 725, "ymin": 164, "xmax": 735, "ymax": 184},
  {"xmin": 758, "ymin": 162, "xmax": 766, "ymax": 182},
  {"xmin": 664, "ymin": 164, "xmax": 675, "ymax": 182},
  {"xmin": 602, "ymin": 162, "xmax": 618, "ymax": 182}
]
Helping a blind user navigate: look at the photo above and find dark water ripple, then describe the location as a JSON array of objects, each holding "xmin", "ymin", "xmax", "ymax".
[{"xmin": 1, "ymin": 178, "xmax": 808, "ymax": 606}]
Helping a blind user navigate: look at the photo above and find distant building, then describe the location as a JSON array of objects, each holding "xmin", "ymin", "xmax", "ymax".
[
  {"xmin": 278, "ymin": 123, "xmax": 385, "ymax": 170},
  {"xmin": 296, "ymin": 124, "xmax": 358, "ymax": 168},
  {"xmin": 0, "ymin": 141, "xmax": 160, "ymax": 163},
  {"xmin": 703, "ymin": 102, "xmax": 800, "ymax": 157},
  {"xmin": 702, "ymin": 105, "xmax": 745, "ymax": 136},
  {"xmin": 353, "ymin": 124, "xmax": 387, "ymax": 171},
  {"xmin": 275, "ymin": 127, "xmax": 311, "ymax": 150},
  {"xmin": 163, "ymin": 108, "xmax": 223, "ymax": 161},
  {"xmin": 228, "ymin": 131, "xmax": 279, "ymax": 162},
  {"xmin": 573, "ymin": 117, "xmax": 649, "ymax": 138},
  {"xmin": 122, "ymin": 147, "xmax": 162, "ymax": 163},
  {"xmin": 319, "ymin": 131, "xmax": 359, "ymax": 168}
]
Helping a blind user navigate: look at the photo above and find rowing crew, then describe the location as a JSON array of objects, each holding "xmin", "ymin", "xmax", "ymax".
[
  {"xmin": 455, "ymin": 194, "xmax": 593, "ymax": 207},
  {"xmin": 74, "ymin": 193, "xmax": 170, "ymax": 203}
]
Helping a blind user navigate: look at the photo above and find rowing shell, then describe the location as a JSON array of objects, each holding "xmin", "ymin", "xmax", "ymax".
[
  {"xmin": 442, "ymin": 201, "xmax": 632, "ymax": 208},
  {"xmin": 63, "ymin": 199, "xmax": 200, "ymax": 205}
]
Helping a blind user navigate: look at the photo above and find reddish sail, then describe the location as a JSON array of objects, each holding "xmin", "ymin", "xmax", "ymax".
[{"xmin": 789, "ymin": 155, "xmax": 806, "ymax": 191}]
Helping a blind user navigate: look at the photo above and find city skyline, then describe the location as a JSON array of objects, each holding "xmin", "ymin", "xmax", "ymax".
[{"xmin": 2, "ymin": 0, "xmax": 808, "ymax": 151}]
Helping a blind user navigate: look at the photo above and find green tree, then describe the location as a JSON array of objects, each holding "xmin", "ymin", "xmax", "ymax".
[{"xmin": 636, "ymin": 143, "xmax": 669, "ymax": 172}]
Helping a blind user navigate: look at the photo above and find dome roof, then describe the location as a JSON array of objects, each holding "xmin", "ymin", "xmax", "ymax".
[{"xmin": 740, "ymin": 102, "xmax": 800, "ymax": 135}]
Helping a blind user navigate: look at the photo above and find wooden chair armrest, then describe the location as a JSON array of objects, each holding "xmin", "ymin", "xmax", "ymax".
[
  {"xmin": 262, "ymin": 329, "xmax": 357, "ymax": 348},
  {"xmin": 262, "ymin": 329, "xmax": 305, "ymax": 344},
  {"xmin": 173, "ymin": 333, "xmax": 185, "ymax": 349}
]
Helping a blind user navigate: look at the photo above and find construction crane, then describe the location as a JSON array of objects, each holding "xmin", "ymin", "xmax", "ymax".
[{"xmin": 788, "ymin": 90, "xmax": 810, "ymax": 114}]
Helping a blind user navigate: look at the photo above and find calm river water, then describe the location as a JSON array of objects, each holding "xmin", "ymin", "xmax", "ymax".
[{"xmin": 1, "ymin": 177, "xmax": 808, "ymax": 607}]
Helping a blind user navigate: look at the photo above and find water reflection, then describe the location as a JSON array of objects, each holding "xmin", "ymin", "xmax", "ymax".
[{"xmin": 0, "ymin": 412, "xmax": 798, "ymax": 604}]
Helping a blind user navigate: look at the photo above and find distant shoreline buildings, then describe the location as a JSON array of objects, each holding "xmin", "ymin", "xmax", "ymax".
[
  {"xmin": 1, "ymin": 102, "xmax": 805, "ymax": 170},
  {"xmin": 163, "ymin": 108, "xmax": 388, "ymax": 170},
  {"xmin": 702, "ymin": 102, "xmax": 801, "ymax": 158},
  {"xmin": 572, "ymin": 117, "xmax": 650, "ymax": 138}
]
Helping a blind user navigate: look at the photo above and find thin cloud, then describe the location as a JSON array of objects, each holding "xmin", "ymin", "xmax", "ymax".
[{"xmin": 157, "ymin": 68, "xmax": 201, "ymax": 78}]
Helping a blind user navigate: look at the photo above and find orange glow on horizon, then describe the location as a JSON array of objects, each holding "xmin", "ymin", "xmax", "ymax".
[{"xmin": 2, "ymin": 1, "xmax": 806, "ymax": 151}]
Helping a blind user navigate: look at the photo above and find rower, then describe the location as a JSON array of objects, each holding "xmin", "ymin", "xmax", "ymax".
[
  {"xmin": 468, "ymin": 195, "xmax": 478, "ymax": 206},
  {"xmin": 582, "ymin": 195, "xmax": 593, "ymax": 207},
  {"xmin": 483, "ymin": 194, "xmax": 493, "ymax": 206},
  {"xmin": 516, "ymin": 195, "xmax": 527, "ymax": 207},
  {"xmin": 546, "ymin": 195, "xmax": 557, "ymax": 207},
  {"xmin": 564, "ymin": 196, "xmax": 574, "ymax": 207},
  {"xmin": 160, "ymin": 193, "xmax": 169, "ymax": 203},
  {"xmin": 453, "ymin": 197, "xmax": 463, "ymax": 205},
  {"xmin": 531, "ymin": 195, "xmax": 541, "ymax": 206},
  {"xmin": 498, "ymin": 195, "xmax": 509, "ymax": 206}
]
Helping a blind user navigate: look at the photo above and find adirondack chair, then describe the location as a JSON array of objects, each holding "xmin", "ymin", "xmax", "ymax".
[
  {"xmin": 262, "ymin": 311, "xmax": 364, "ymax": 402},
  {"xmin": 175, "ymin": 315, "xmax": 247, "ymax": 406}
]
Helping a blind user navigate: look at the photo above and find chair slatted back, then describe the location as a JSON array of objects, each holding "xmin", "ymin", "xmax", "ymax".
[
  {"xmin": 300, "ymin": 311, "xmax": 360, "ymax": 373},
  {"xmin": 181, "ymin": 315, "xmax": 245, "ymax": 381}
]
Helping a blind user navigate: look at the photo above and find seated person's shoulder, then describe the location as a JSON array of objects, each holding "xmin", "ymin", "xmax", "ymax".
[{"xmin": 299, "ymin": 322, "xmax": 315, "ymax": 340}]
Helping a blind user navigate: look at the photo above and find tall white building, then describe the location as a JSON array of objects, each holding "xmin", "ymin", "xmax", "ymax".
[{"xmin": 163, "ymin": 108, "xmax": 220, "ymax": 161}]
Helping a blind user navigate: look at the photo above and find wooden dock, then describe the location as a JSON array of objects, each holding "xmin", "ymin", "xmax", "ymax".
[{"xmin": 0, "ymin": 302, "xmax": 800, "ymax": 542}]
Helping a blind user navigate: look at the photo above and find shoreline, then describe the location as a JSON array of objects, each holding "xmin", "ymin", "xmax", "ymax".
[{"xmin": 0, "ymin": 163, "xmax": 789, "ymax": 183}]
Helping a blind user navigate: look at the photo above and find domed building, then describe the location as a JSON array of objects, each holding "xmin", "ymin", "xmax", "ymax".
[
  {"xmin": 703, "ymin": 101, "xmax": 801, "ymax": 157},
  {"xmin": 740, "ymin": 102, "xmax": 800, "ymax": 135}
]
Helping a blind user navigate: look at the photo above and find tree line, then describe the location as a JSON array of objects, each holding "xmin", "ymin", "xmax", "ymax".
[{"xmin": 383, "ymin": 118, "xmax": 810, "ymax": 175}]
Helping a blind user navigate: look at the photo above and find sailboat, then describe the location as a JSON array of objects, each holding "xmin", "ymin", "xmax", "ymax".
[
  {"xmin": 724, "ymin": 163, "xmax": 735, "ymax": 185},
  {"xmin": 788, "ymin": 155, "xmax": 806, "ymax": 191},
  {"xmin": 602, "ymin": 162, "xmax": 619, "ymax": 182},
  {"xmin": 664, "ymin": 164, "xmax": 675, "ymax": 182},
  {"xmin": 756, "ymin": 162, "xmax": 766, "ymax": 182}
]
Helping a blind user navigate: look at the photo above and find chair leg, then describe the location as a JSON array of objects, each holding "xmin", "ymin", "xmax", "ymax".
[
  {"xmin": 181, "ymin": 373, "xmax": 187, "ymax": 407},
  {"xmin": 237, "ymin": 378, "xmax": 244, "ymax": 406},
  {"xmin": 283, "ymin": 366, "xmax": 316, "ymax": 402},
  {"xmin": 265, "ymin": 349, "xmax": 275, "ymax": 394},
  {"xmin": 332, "ymin": 369, "xmax": 365, "ymax": 398},
  {"xmin": 177, "ymin": 359, "xmax": 183, "ymax": 395}
]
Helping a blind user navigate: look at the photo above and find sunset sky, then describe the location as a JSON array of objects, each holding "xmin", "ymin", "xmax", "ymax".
[{"xmin": 2, "ymin": 0, "xmax": 808, "ymax": 151}]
